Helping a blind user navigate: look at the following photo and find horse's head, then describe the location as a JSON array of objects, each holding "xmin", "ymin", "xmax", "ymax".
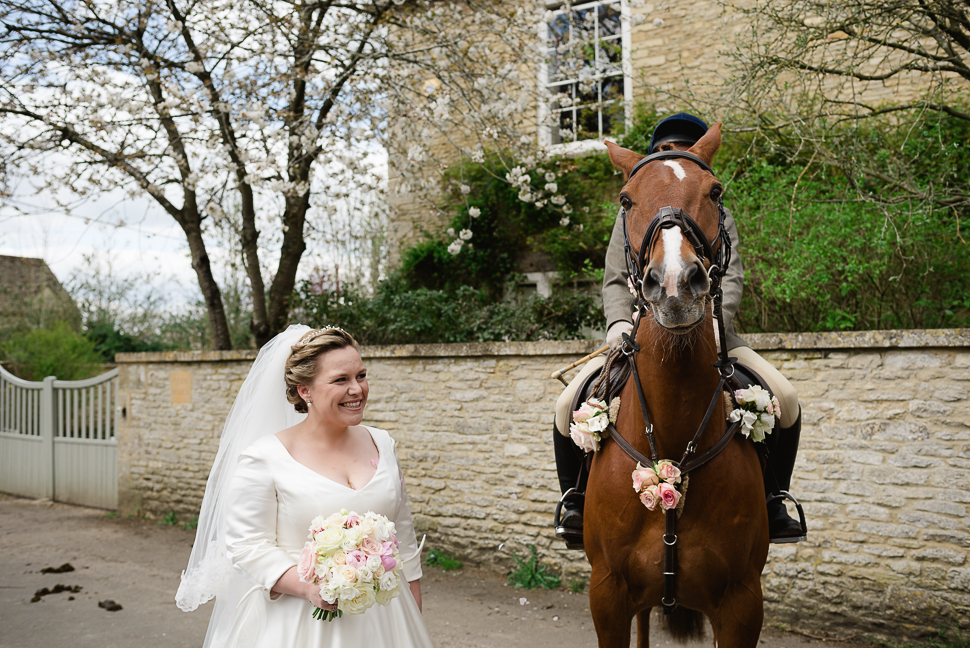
[{"xmin": 605, "ymin": 123, "xmax": 725, "ymax": 335}]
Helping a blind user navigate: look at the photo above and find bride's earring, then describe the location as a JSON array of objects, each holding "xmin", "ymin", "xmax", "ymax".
[{"xmin": 306, "ymin": 397, "xmax": 312, "ymax": 407}]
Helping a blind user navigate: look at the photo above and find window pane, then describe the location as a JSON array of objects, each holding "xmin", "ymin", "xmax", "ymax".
[
  {"xmin": 601, "ymin": 75, "xmax": 624, "ymax": 102},
  {"xmin": 602, "ymin": 101, "xmax": 625, "ymax": 138},
  {"xmin": 599, "ymin": 3, "xmax": 622, "ymax": 38},
  {"xmin": 548, "ymin": 13, "xmax": 570, "ymax": 49},
  {"xmin": 559, "ymin": 110, "xmax": 576, "ymax": 142},
  {"xmin": 577, "ymin": 104, "xmax": 600, "ymax": 140},
  {"xmin": 598, "ymin": 40, "xmax": 622, "ymax": 74},
  {"xmin": 573, "ymin": 7, "xmax": 597, "ymax": 44}
]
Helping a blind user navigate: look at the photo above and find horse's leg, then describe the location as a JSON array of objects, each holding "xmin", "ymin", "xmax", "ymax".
[
  {"xmin": 635, "ymin": 608, "xmax": 651, "ymax": 648},
  {"xmin": 589, "ymin": 567, "xmax": 634, "ymax": 648},
  {"xmin": 707, "ymin": 578, "xmax": 764, "ymax": 648}
]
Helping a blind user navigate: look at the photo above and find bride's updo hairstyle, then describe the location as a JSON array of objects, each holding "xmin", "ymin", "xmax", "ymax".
[{"xmin": 284, "ymin": 327, "xmax": 360, "ymax": 413}]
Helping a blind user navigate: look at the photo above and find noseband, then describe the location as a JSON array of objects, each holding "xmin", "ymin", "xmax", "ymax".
[{"xmin": 620, "ymin": 150, "xmax": 732, "ymax": 306}]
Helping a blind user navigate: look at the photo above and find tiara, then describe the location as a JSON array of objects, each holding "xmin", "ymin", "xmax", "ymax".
[{"xmin": 296, "ymin": 326, "xmax": 348, "ymax": 346}]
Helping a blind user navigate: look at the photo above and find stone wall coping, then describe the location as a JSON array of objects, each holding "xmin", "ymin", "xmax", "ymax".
[{"xmin": 114, "ymin": 328, "xmax": 969, "ymax": 364}]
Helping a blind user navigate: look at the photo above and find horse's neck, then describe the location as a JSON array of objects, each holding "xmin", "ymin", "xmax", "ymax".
[{"xmin": 632, "ymin": 313, "xmax": 723, "ymax": 459}]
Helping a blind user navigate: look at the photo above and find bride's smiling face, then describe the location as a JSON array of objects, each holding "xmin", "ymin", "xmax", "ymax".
[{"xmin": 300, "ymin": 346, "xmax": 369, "ymax": 427}]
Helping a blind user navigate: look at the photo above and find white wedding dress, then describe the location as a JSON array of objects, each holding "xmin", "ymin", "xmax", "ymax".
[{"xmin": 214, "ymin": 425, "xmax": 434, "ymax": 648}]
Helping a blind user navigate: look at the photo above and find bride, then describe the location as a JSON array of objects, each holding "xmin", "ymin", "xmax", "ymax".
[{"xmin": 176, "ymin": 325, "xmax": 433, "ymax": 648}]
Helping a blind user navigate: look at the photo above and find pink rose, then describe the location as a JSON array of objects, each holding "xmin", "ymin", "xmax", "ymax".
[
  {"xmin": 360, "ymin": 536, "xmax": 382, "ymax": 556},
  {"xmin": 638, "ymin": 486, "xmax": 659, "ymax": 511},
  {"xmin": 346, "ymin": 549, "xmax": 366, "ymax": 569},
  {"xmin": 297, "ymin": 542, "xmax": 316, "ymax": 583},
  {"xmin": 345, "ymin": 514, "xmax": 360, "ymax": 528},
  {"xmin": 380, "ymin": 541, "xmax": 397, "ymax": 572},
  {"xmin": 657, "ymin": 482, "xmax": 681, "ymax": 511},
  {"xmin": 656, "ymin": 461, "xmax": 681, "ymax": 485},
  {"xmin": 569, "ymin": 427, "xmax": 599, "ymax": 453},
  {"xmin": 632, "ymin": 463, "xmax": 660, "ymax": 491}
]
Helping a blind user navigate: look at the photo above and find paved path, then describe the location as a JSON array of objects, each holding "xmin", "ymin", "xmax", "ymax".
[{"xmin": 0, "ymin": 495, "xmax": 861, "ymax": 648}]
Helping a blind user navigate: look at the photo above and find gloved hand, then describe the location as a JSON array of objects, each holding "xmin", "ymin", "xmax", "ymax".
[{"xmin": 606, "ymin": 321, "xmax": 634, "ymax": 354}]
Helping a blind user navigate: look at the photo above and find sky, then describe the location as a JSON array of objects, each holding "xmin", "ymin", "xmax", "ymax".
[{"xmin": 0, "ymin": 186, "xmax": 201, "ymax": 306}]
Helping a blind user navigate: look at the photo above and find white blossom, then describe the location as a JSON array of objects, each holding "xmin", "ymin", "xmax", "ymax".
[
  {"xmin": 652, "ymin": 17, "xmax": 665, "ymax": 27},
  {"xmin": 459, "ymin": 229, "xmax": 473, "ymax": 240},
  {"xmin": 447, "ymin": 239, "xmax": 463, "ymax": 255},
  {"xmin": 469, "ymin": 207, "xmax": 481, "ymax": 218},
  {"xmin": 560, "ymin": 217, "xmax": 570, "ymax": 226},
  {"xmin": 544, "ymin": 172, "xmax": 556, "ymax": 182},
  {"xmin": 460, "ymin": 184, "xmax": 471, "ymax": 195},
  {"xmin": 563, "ymin": 204, "xmax": 574, "ymax": 214},
  {"xmin": 447, "ymin": 227, "xmax": 455, "ymax": 237},
  {"xmin": 544, "ymin": 182, "xmax": 558, "ymax": 193},
  {"xmin": 551, "ymin": 195, "xmax": 567, "ymax": 205}
]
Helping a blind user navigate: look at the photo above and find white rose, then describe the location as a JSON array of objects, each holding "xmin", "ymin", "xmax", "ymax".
[
  {"xmin": 319, "ymin": 584, "xmax": 338, "ymax": 604},
  {"xmin": 378, "ymin": 571, "xmax": 399, "ymax": 593},
  {"xmin": 341, "ymin": 586, "xmax": 376, "ymax": 616},
  {"xmin": 741, "ymin": 410, "xmax": 758, "ymax": 429},
  {"xmin": 375, "ymin": 587, "xmax": 396, "ymax": 606},
  {"xmin": 357, "ymin": 567, "xmax": 374, "ymax": 583},
  {"xmin": 315, "ymin": 527, "xmax": 344, "ymax": 555},
  {"xmin": 586, "ymin": 413, "xmax": 610, "ymax": 433},
  {"xmin": 366, "ymin": 555, "xmax": 383, "ymax": 572},
  {"xmin": 754, "ymin": 388, "xmax": 770, "ymax": 411},
  {"xmin": 341, "ymin": 526, "xmax": 363, "ymax": 551},
  {"xmin": 372, "ymin": 523, "xmax": 390, "ymax": 542}
]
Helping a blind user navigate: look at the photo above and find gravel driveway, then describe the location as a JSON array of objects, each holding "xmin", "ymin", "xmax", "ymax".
[{"xmin": 0, "ymin": 494, "xmax": 862, "ymax": 648}]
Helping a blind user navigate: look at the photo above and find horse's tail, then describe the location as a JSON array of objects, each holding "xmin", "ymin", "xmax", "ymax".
[{"xmin": 660, "ymin": 607, "xmax": 706, "ymax": 644}]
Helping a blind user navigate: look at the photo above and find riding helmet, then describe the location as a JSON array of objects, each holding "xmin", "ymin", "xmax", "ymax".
[{"xmin": 649, "ymin": 112, "xmax": 709, "ymax": 153}]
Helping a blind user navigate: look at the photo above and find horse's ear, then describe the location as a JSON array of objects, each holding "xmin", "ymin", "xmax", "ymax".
[
  {"xmin": 605, "ymin": 140, "xmax": 645, "ymax": 179},
  {"xmin": 688, "ymin": 122, "xmax": 722, "ymax": 167}
]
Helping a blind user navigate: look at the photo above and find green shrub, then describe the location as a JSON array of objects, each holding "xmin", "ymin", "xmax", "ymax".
[
  {"xmin": 0, "ymin": 322, "xmax": 103, "ymax": 381},
  {"xmin": 507, "ymin": 545, "xmax": 561, "ymax": 590},
  {"xmin": 159, "ymin": 510, "xmax": 178, "ymax": 526},
  {"xmin": 291, "ymin": 280, "xmax": 600, "ymax": 345},
  {"xmin": 424, "ymin": 549, "xmax": 463, "ymax": 571}
]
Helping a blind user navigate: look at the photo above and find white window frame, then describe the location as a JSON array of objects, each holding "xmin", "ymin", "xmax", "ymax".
[{"xmin": 537, "ymin": 0, "xmax": 633, "ymax": 156}]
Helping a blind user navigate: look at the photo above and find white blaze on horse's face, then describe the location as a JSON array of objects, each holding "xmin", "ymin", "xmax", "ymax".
[
  {"xmin": 660, "ymin": 227, "xmax": 685, "ymax": 298},
  {"xmin": 663, "ymin": 160, "xmax": 686, "ymax": 181}
]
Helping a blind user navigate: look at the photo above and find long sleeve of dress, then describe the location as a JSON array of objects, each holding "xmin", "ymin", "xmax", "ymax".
[
  {"xmin": 388, "ymin": 436, "xmax": 423, "ymax": 583},
  {"xmin": 224, "ymin": 447, "xmax": 297, "ymax": 600},
  {"xmin": 601, "ymin": 207, "xmax": 748, "ymax": 349}
]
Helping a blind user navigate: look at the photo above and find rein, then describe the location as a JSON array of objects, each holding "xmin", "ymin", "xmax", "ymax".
[{"xmin": 605, "ymin": 149, "xmax": 741, "ymax": 615}]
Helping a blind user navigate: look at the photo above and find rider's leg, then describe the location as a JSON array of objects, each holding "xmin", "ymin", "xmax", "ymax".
[
  {"xmin": 553, "ymin": 354, "xmax": 606, "ymax": 541},
  {"xmin": 728, "ymin": 346, "xmax": 804, "ymax": 541}
]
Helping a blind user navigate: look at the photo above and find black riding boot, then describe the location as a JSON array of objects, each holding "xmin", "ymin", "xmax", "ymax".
[
  {"xmin": 763, "ymin": 407, "xmax": 807, "ymax": 543},
  {"xmin": 553, "ymin": 422, "xmax": 586, "ymax": 548}
]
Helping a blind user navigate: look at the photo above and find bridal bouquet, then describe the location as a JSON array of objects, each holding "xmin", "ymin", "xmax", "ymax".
[{"xmin": 297, "ymin": 509, "xmax": 403, "ymax": 621}]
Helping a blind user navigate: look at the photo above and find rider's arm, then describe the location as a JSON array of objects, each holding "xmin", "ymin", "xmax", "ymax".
[
  {"xmin": 602, "ymin": 209, "xmax": 636, "ymax": 329},
  {"xmin": 719, "ymin": 206, "xmax": 745, "ymax": 338}
]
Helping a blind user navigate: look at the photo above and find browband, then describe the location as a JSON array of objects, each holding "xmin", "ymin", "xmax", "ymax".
[{"xmin": 627, "ymin": 150, "xmax": 714, "ymax": 182}]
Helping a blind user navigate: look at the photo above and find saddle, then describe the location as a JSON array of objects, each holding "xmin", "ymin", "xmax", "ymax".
[{"xmin": 568, "ymin": 352, "xmax": 774, "ymax": 432}]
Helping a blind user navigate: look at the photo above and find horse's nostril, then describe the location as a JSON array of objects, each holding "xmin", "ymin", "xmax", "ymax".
[
  {"xmin": 645, "ymin": 268, "xmax": 662, "ymax": 289},
  {"xmin": 684, "ymin": 262, "xmax": 709, "ymax": 296}
]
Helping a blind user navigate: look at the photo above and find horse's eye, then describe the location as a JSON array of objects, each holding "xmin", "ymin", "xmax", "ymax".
[
  {"xmin": 710, "ymin": 185, "xmax": 723, "ymax": 201},
  {"xmin": 620, "ymin": 195, "xmax": 632, "ymax": 210}
]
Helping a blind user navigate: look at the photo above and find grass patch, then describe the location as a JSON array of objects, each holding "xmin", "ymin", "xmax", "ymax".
[
  {"xmin": 867, "ymin": 628, "xmax": 969, "ymax": 648},
  {"xmin": 424, "ymin": 549, "xmax": 463, "ymax": 571},
  {"xmin": 158, "ymin": 510, "xmax": 178, "ymax": 526},
  {"xmin": 567, "ymin": 578, "xmax": 586, "ymax": 593},
  {"xmin": 507, "ymin": 545, "xmax": 561, "ymax": 590},
  {"xmin": 182, "ymin": 516, "xmax": 198, "ymax": 531},
  {"xmin": 103, "ymin": 511, "xmax": 119, "ymax": 519}
]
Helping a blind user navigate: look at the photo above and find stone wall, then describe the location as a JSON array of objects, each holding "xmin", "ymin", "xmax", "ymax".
[{"xmin": 115, "ymin": 329, "xmax": 970, "ymax": 639}]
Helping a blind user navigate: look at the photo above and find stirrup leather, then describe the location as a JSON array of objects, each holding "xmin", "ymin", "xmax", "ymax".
[{"xmin": 767, "ymin": 490, "xmax": 808, "ymax": 544}]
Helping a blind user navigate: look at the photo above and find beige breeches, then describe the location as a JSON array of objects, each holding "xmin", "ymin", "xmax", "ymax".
[{"xmin": 554, "ymin": 346, "xmax": 799, "ymax": 436}]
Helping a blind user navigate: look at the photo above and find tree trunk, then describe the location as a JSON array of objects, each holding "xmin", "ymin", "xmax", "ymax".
[{"xmin": 182, "ymin": 219, "xmax": 233, "ymax": 350}]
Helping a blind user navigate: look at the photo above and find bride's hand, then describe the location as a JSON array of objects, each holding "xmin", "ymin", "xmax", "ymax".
[{"xmin": 302, "ymin": 581, "xmax": 335, "ymax": 611}]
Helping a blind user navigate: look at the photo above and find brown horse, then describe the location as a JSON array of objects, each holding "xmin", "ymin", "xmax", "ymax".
[{"xmin": 585, "ymin": 124, "xmax": 769, "ymax": 647}]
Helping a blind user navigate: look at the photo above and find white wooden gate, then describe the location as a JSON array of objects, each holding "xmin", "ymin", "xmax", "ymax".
[{"xmin": 0, "ymin": 365, "xmax": 118, "ymax": 509}]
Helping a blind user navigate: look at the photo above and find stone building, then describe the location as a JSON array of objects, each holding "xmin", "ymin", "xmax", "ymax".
[
  {"xmin": 386, "ymin": 0, "xmax": 936, "ymax": 274},
  {"xmin": 0, "ymin": 255, "xmax": 81, "ymax": 333}
]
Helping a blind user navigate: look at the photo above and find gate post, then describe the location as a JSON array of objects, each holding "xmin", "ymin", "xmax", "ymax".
[{"xmin": 41, "ymin": 376, "xmax": 55, "ymax": 499}]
